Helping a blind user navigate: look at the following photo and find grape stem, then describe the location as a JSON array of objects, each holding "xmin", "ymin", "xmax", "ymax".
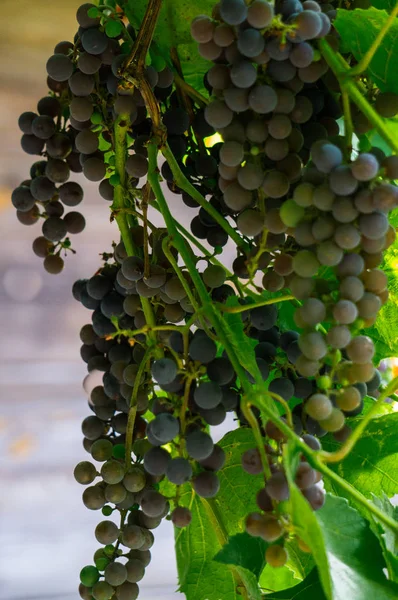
[
  {"xmin": 241, "ymin": 398, "xmax": 272, "ymax": 479},
  {"xmin": 125, "ymin": 346, "xmax": 154, "ymax": 471},
  {"xmin": 341, "ymin": 87, "xmax": 353, "ymax": 159},
  {"xmin": 319, "ymin": 374, "xmax": 398, "ymax": 464},
  {"xmin": 319, "ymin": 39, "xmax": 398, "ymax": 155},
  {"xmin": 219, "ymin": 295, "xmax": 294, "ymax": 313},
  {"xmin": 112, "ymin": 113, "xmax": 163, "ymax": 359},
  {"xmin": 348, "ymin": 1, "xmax": 398, "ymax": 77},
  {"xmin": 173, "ymin": 72, "xmax": 209, "ymax": 107}
]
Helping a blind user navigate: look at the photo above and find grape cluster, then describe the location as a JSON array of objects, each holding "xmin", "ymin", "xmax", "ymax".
[{"xmin": 13, "ymin": 2, "xmax": 177, "ymax": 274}]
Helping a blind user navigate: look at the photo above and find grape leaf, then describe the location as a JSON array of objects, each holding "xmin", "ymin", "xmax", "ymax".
[
  {"xmin": 259, "ymin": 539, "xmax": 314, "ymax": 594},
  {"xmin": 265, "ymin": 568, "xmax": 326, "ymax": 599},
  {"xmin": 335, "ymin": 8, "xmax": 398, "ymax": 94},
  {"xmin": 175, "ymin": 428, "xmax": 264, "ymax": 600},
  {"xmin": 214, "ymin": 532, "xmax": 267, "ymax": 578},
  {"xmin": 122, "ymin": 0, "xmax": 212, "ymax": 95},
  {"xmin": 222, "ymin": 296, "xmax": 259, "ymax": 380},
  {"xmin": 371, "ymin": 0, "xmax": 398, "ymax": 12},
  {"xmin": 370, "ymin": 494, "xmax": 398, "ymax": 582},
  {"xmin": 322, "ymin": 412, "xmax": 398, "ymax": 499},
  {"xmin": 316, "ymin": 495, "xmax": 398, "ymax": 600}
]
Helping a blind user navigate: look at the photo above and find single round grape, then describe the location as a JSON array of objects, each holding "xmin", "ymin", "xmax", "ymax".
[
  {"xmin": 375, "ymin": 92, "xmax": 398, "ymax": 117},
  {"xmin": 230, "ymin": 61, "xmax": 258, "ymax": 89},
  {"xmin": 171, "ymin": 506, "xmax": 192, "ymax": 528},
  {"xmin": 241, "ymin": 448, "xmax": 262, "ymax": 475},
  {"xmin": 303, "ymin": 485, "xmax": 325, "ymax": 510},
  {"xmin": 193, "ymin": 471, "xmax": 220, "ymax": 498},
  {"xmin": 262, "ymin": 171, "xmax": 290, "ymax": 198},
  {"xmin": 115, "ymin": 582, "xmax": 139, "ymax": 600},
  {"xmin": 121, "ymin": 525, "xmax": 145, "ymax": 549},
  {"xmin": 333, "ymin": 300, "xmax": 358, "ymax": 324},
  {"xmin": 298, "ymin": 331, "xmax": 327, "ymax": 361},
  {"xmin": 46, "ymin": 53, "xmax": 74, "ymax": 82},
  {"xmin": 223, "ymin": 181, "xmax": 253, "ymax": 211},
  {"xmin": 346, "ymin": 335, "xmax": 375, "ymax": 364},
  {"xmin": 91, "ymin": 439, "xmax": 113, "ymax": 462},
  {"xmin": 266, "ymin": 471, "xmax": 289, "ymax": 501},
  {"xmin": 292, "ymin": 250, "xmax": 320, "ymax": 278},
  {"xmin": 299, "ymin": 298, "xmax": 326, "ymax": 327},
  {"xmin": 83, "ymin": 157, "xmax": 106, "ymax": 181},
  {"xmin": 143, "ymin": 446, "xmax": 170, "ymax": 475},
  {"xmin": 317, "ymin": 240, "xmax": 343, "ymax": 267},
  {"xmin": 269, "ymin": 377, "xmax": 295, "ymax": 401},
  {"xmin": 327, "ymin": 325, "xmax": 351, "ymax": 349},
  {"xmin": 123, "ymin": 467, "xmax": 146, "ymax": 493},
  {"xmin": 205, "ymin": 100, "xmax": 233, "ymax": 129},
  {"xmin": 105, "ymin": 483, "xmax": 126, "ymax": 504},
  {"xmin": 80, "ymin": 565, "xmax": 100, "ymax": 587},
  {"xmin": 311, "ymin": 141, "xmax": 342, "ymax": 173},
  {"xmin": 319, "ymin": 408, "xmax": 345, "ymax": 432},
  {"xmin": 32, "ymin": 115, "xmax": 56, "ymax": 140},
  {"xmin": 290, "ymin": 95, "xmax": 313, "ymax": 124},
  {"xmin": 359, "ymin": 212, "xmax": 389, "ymax": 240},
  {"xmin": 186, "ymin": 428, "xmax": 214, "ymax": 459},
  {"xmin": 295, "ymin": 462, "xmax": 316, "ymax": 490},
  {"xmin": 337, "ymin": 253, "xmax": 365, "ymax": 277},
  {"xmin": 213, "ymin": 24, "xmax": 235, "ymax": 47},
  {"xmin": 373, "ymin": 182, "xmax": 398, "ymax": 211},
  {"xmin": 21, "ymin": 134, "xmax": 45, "ymax": 155},
  {"xmin": 126, "ymin": 154, "xmax": 148, "ymax": 178},
  {"xmin": 336, "ymin": 386, "xmax": 361, "ymax": 411},
  {"xmin": 305, "ymin": 393, "xmax": 333, "ymax": 421},
  {"xmin": 351, "ymin": 153, "xmax": 379, "ymax": 181},
  {"xmin": 83, "ymin": 485, "xmax": 106, "ymax": 510},
  {"xmin": 141, "ymin": 490, "xmax": 168, "ymax": 518},
  {"xmin": 104, "ymin": 562, "xmax": 127, "ymax": 587},
  {"xmin": 220, "ymin": 0, "xmax": 248, "ymax": 25},
  {"xmin": 190, "ymin": 15, "xmax": 214, "ymax": 42},
  {"xmin": 101, "ymin": 460, "xmax": 125, "ymax": 484},
  {"xmin": 266, "ymin": 545, "xmax": 288, "ymax": 568},
  {"xmin": 166, "ymin": 458, "xmax": 193, "ymax": 485},
  {"xmin": 151, "ymin": 358, "xmax": 177, "ymax": 385},
  {"xmin": 95, "ymin": 520, "xmax": 119, "ymax": 545},
  {"xmin": 125, "ymin": 558, "xmax": 145, "ymax": 583},
  {"xmin": 267, "ymin": 59, "xmax": 296, "ymax": 82},
  {"xmin": 75, "ymin": 130, "xmax": 99, "ymax": 154},
  {"xmin": 151, "ymin": 413, "xmax": 180, "ymax": 443},
  {"xmin": 294, "ymin": 377, "xmax": 313, "ymax": 399},
  {"xmin": 238, "ymin": 28, "xmax": 265, "ymax": 58},
  {"xmin": 74, "ymin": 461, "xmax": 97, "ymax": 484},
  {"xmin": 357, "ymin": 292, "xmax": 381, "ymax": 319},
  {"xmin": 363, "ymin": 269, "xmax": 388, "ymax": 294},
  {"xmin": 248, "ymin": 84, "xmax": 277, "ymax": 113},
  {"xmin": 199, "ymin": 445, "xmax": 226, "ymax": 472}
]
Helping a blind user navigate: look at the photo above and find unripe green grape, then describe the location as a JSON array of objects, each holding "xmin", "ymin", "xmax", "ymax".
[
  {"xmin": 280, "ymin": 199, "xmax": 305, "ymax": 227},
  {"xmin": 105, "ymin": 483, "xmax": 126, "ymax": 504},
  {"xmin": 319, "ymin": 408, "xmax": 345, "ymax": 432},
  {"xmin": 266, "ymin": 545, "xmax": 288, "ymax": 568},
  {"xmin": 83, "ymin": 485, "xmax": 106, "ymax": 510},
  {"xmin": 80, "ymin": 565, "xmax": 100, "ymax": 587},
  {"xmin": 92, "ymin": 580, "xmax": 114, "ymax": 600},
  {"xmin": 336, "ymin": 386, "xmax": 361, "ymax": 411}
]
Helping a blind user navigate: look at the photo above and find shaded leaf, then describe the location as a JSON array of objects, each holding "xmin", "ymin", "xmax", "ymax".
[
  {"xmin": 316, "ymin": 495, "xmax": 398, "ymax": 600},
  {"xmin": 371, "ymin": 494, "xmax": 398, "ymax": 582},
  {"xmin": 260, "ymin": 539, "xmax": 314, "ymax": 594},
  {"xmin": 223, "ymin": 296, "xmax": 259, "ymax": 380},
  {"xmin": 175, "ymin": 428, "xmax": 264, "ymax": 600},
  {"xmin": 260, "ymin": 563, "xmax": 302, "ymax": 595},
  {"xmin": 265, "ymin": 568, "xmax": 326, "ymax": 599},
  {"xmin": 214, "ymin": 532, "xmax": 267, "ymax": 578},
  {"xmin": 335, "ymin": 8, "xmax": 398, "ymax": 93}
]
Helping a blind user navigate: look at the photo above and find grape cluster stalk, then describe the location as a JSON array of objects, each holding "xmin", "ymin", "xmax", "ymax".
[{"xmin": 11, "ymin": 0, "xmax": 398, "ymax": 594}]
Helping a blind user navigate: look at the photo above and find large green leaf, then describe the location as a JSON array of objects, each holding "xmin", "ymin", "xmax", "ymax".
[
  {"xmin": 335, "ymin": 7, "xmax": 398, "ymax": 94},
  {"xmin": 223, "ymin": 296, "xmax": 259, "ymax": 380},
  {"xmin": 371, "ymin": 494, "xmax": 398, "ymax": 582},
  {"xmin": 316, "ymin": 495, "xmax": 398, "ymax": 600},
  {"xmin": 123, "ymin": 0, "xmax": 211, "ymax": 94},
  {"xmin": 371, "ymin": 0, "xmax": 398, "ymax": 11},
  {"xmin": 265, "ymin": 568, "xmax": 326, "ymax": 599},
  {"xmin": 175, "ymin": 428, "xmax": 264, "ymax": 600},
  {"xmin": 322, "ymin": 412, "xmax": 398, "ymax": 499}
]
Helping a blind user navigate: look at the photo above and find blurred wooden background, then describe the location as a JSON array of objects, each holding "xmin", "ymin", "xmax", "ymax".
[{"xmin": 0, "ymin": 2, "xmax": 181, "ymax": 598}]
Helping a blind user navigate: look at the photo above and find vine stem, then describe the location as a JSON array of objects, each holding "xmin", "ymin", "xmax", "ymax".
[
  {"xmin": 125, "ymin": 346, "xmax": 154, "ymax": 470},
  {"xmin": 112, "ymin": 114, "xmax": 162, "ymax": 359},
  {"xmin": 173, "ymin": 72, "xmax": 209, "ymax": 106},
  {"xmin": 319, "ymin": 39, "xmax": 398, "ymax": 155},
  {"xmin": 320, "ymin": 374, "xmax": 398, "ymax": 463},
  {"xmin": 341, "ymin": 87, "xmax": 353, "ymax": 158},
  {"xmin": 220, "ymin": 295, "xmax": 294, "ymax": 313},
  {"xmin": 123, "ymin": 0, "xmax": 162, "ymax": 72},
  {"xmin": 349, "ymin": 1, "xmax": 398, "ymax": 76}
]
